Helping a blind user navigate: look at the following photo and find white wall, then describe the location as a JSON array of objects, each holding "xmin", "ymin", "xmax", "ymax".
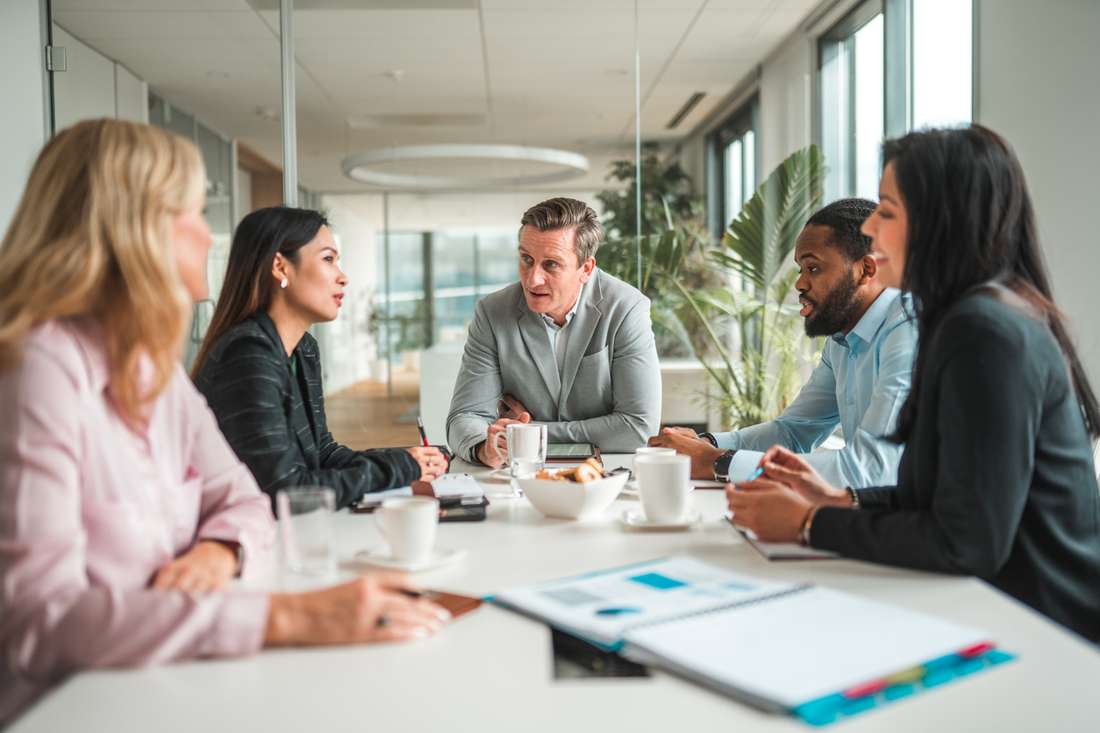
[
  {"xmin": 0, "ymin": 0, "xmax": 47, "ymax": 237},
  {"xmin": 114, "ymin": 64, "xmax": 148, "ymax": 123},
  {"xmin": 757, "ymin": 38, "xmax": 814, "ymax": 176},
  {"xmin": 52, "ymin": 26, "xmax": 115, "ymax": 130},
  {"xmin": 975, "ymin": 0, "xmax": 1100, "ymax": 384},
  {"xmin": 52, "ymin": 24, "xmax": 148, "ymax": 132}
]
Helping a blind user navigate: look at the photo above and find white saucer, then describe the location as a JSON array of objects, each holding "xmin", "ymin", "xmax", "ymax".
[
  {"xmin": 353, "ymin": 547, "xmax": 466, "ymax": 572},
  {"xmin": 620, "ymin": 508, "xmax": 702, "ymax": 531}
]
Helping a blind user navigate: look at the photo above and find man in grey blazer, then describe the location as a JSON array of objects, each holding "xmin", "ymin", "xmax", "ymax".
[{"xmin": 447, "ymin": 197, "xmax": 661, "ymax": 467}]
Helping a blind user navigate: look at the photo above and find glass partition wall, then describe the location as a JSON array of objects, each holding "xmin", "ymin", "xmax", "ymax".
[{"xmin": 45, "ymin": 0, "xmax": 821, "ymax": 437}]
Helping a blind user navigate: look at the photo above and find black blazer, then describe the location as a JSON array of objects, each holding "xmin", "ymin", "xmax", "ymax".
[
  {"xmin": 194, "ymin": 312, "xmax": 419, "ymax": 510},
  {"xmin": 812, "ymin": 292, "xmax": 1100, "ymax": 643}
]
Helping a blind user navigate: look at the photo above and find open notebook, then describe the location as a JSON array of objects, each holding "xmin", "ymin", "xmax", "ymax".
[{"xmin": 495, "ymin": 557, "xmax": 998, "ymax": 721}]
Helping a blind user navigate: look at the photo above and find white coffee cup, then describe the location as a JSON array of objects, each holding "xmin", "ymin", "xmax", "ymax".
[
  {"xmin": 378, "ymin": 496, "xmax": 439, "ymax": 564},
  {"xmin": 634, "ymin": 446, "xmax": 676, "ymax": 457},
  {"xmin": 634, "ymin": 453, "xmax": 691, "ymax": 523}
]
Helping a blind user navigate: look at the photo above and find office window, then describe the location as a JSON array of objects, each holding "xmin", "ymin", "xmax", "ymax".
[
  {"xmin": 820, "ymin": 3, "xmax": 885, "ymax": 202},
  {"xmin": 708, "ymin": 102, "xmax": 757, "ymax": 236},
  {"xmin": 375, "ymin": 230, "xmax": 518, "ymax": 363},
  {"xmin": 912, "ymin": 0, "xmax": 972, "ymax": 127}
]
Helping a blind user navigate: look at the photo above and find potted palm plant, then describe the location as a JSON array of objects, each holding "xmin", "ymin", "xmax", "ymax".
[{"xmin": 599, "ymin": 144, "xmax": 825, "ymax": 428}]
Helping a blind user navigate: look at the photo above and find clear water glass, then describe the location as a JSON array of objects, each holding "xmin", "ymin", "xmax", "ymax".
[{"xmin": 276, "ymin": 486, "xmax": 336, "ymax": 577}]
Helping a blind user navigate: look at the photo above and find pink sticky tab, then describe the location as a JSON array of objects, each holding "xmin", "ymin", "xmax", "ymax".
[
  {"xmin": 843, "ymin": 679, "xmax": 888, "ymax": 699},
  {"xmin": 959, "ymin": 641, "xmax": 994, "ymax": 658}
]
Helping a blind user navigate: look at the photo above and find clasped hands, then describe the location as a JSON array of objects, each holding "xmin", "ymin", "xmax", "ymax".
[{"xmin": 724, "ymin": 445, "xmax": 852, "ymax": 543}]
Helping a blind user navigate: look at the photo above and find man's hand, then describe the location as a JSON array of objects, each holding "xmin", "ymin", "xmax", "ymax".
[
  {"xmin": 499, "ymin": 394, "xmax": 531, "ymax": 422},
  {"xmin": 476, "ymin": 416, "xmax": 531, "ymax": 468},
  {"xmin": 152, "ymin": 540, "xmax": 238, "ymax": 592},
  {"xmin": 648, "ymin": 427, "xmax": 724, "ymax": 479}
]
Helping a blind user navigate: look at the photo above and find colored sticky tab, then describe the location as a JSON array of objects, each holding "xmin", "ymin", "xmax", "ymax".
[
  {"xmin": 883, "ymin": 683, "xmax": 916, "ymax": 701},
  {"xmin": 792, "ymin": 648, "xmax": 1017, "ymax": 728},
  {"xmin": 840, "ymin": 696, "xmax": 877, "ymax": 716},
  {"xmin": 843, "ymin": 679, "xmax": 888, "ymax": 699},
  {"xmin": 958, "ymin": 641, "xmax": 995, "ymax": 658},
  {"xmin": 885, "ymin": 666, "xmax": 926, "ymax": 685},
  {"xmin": 923, "ymin": 653, "xmax": 961, "ymax": 672},
  {"xmin": 924, "ymin": 669, "xmax": 959, "ymax": 686},
  {"xmin": 954, "ymin": 658, "xmax": 985, "ymax": 677},
  {"xmin": 794, "ymin": 694, "xmax": 846, "ymax": 727}
]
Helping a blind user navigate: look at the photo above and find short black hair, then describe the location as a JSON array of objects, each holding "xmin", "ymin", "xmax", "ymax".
[{"xmin": 804, "ymin": 198, "xmax": 877, "ymax": 261}]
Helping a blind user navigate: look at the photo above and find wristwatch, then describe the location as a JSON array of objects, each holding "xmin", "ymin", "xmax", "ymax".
[
  {"xmin": 699, "ymin": 432, "xmax": 719, "ymax": 448},
  {"xmin": 713, "ymin": 450, "xmax": 736, "ymax": 481}
]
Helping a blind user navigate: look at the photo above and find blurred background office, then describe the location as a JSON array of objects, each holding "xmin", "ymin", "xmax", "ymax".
[{"xmin": 1, "ymin": 0, "xmax": 1096, "ymax": 458}]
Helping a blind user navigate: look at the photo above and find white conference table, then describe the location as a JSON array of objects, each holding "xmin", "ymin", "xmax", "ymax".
[{"xmin": 13, "ymin": 455, "xmax": 1100, "ymax": 732}]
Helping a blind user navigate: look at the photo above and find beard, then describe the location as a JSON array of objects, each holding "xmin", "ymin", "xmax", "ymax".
[{"xmin": 803, "ymin": 274, "xmax": 862, "ymax": 337}]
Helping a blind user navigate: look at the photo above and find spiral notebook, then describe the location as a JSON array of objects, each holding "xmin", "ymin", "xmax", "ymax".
[{"xmin": 495, "ymin": 557, "xmax": 997, "ymax": 721}]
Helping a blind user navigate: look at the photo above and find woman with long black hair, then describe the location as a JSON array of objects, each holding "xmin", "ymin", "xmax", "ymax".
[
  {"xmin": 726, "ymin": 125, "xmax": 1100, "ymax": 642},
  {"xmin": 193, "ymin": 207, "xmax": 447, "ymax": 510}
]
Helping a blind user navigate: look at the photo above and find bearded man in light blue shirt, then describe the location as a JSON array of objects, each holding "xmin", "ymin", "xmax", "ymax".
[{"xmin": 649, "ymin": 198, "xmax": 916, "ymax": 488}]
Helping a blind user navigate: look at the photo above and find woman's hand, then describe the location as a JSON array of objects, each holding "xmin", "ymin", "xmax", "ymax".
[
  {"xmin": 152, "ymin": 540, "xmax": 238, "ymax": 592},
  {"xmin": 406, "ymin": 446, "xmax": 448, "ymax": 481},
  {"xmin": 264, "ymin": 573, "xmax": 451, "ymax": 646},
  {"xmin": 759, "ymin": 445, "xmax": 850, "ymax": 507},
  {"xmin": 725, "ymin": 478, "xmax": 814, "ymax": 543}
]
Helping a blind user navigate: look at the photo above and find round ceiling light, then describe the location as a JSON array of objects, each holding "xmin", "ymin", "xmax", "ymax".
[{"xmin": 341, "ymin": 144, "xmax": 590, "ymax": 189}]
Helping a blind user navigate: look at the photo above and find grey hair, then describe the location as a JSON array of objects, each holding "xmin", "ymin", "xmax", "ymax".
[{"xmin": 518, "ymin": 197, "xmax": 603, "ymax": 265}]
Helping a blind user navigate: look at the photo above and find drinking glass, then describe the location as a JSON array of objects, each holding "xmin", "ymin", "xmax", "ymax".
[{"xmin": 276, "ymin": 486, "xmax": 336, "ymax": 576}]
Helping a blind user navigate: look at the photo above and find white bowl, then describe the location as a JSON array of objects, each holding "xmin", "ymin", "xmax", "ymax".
[{"xmin": 515, "ymin": 471, "xmax": 628, "ymax": 520}]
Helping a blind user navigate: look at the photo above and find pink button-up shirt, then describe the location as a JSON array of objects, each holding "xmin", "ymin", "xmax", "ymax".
[{"xmin": 0, "ymin": 319, "xmax": 276, "ymax": 722}]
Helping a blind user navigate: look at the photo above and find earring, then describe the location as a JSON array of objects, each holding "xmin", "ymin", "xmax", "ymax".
[{"xmin": 280, "ymin": 278, "xmax": 288, "ymax": 289}]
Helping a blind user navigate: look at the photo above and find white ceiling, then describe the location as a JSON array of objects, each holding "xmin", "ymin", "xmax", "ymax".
[{"xmin": 52, "ymin": 0, "xmax": 820, "ymax": 192}]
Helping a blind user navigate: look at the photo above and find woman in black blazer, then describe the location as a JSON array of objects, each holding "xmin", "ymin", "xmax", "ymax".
[
  {"xmin": 727, "ymin": 126, "xmax": 1100, "ymax": 643},
  {"xmin": 193, "ymin": 207, "xmax": 447, "ymax": 510}
]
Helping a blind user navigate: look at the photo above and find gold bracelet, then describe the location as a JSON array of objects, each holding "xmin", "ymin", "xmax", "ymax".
[{"xmin": 798, "ymin": 505, "xmax": 818, "ymax": 547}]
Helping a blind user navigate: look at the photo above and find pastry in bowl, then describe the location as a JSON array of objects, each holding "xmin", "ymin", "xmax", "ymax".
[{"xmin": 516, "ymin": 459, "xmax": 627, "ymax": 520}]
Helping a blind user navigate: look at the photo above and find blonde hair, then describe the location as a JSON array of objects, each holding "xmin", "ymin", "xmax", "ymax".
[{"xmin": 0, "ymin": 118, "xmax": 203, "ymax": 422}]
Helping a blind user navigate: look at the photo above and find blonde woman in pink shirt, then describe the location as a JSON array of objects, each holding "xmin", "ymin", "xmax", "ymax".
[{"xmin": 0, "ymin": 119, "xmax": 449, "ymax": 722}]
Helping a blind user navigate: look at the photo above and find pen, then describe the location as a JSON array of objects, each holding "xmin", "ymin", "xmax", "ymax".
[
  {"xmin": 416, "ymin": 416, "xmax": 429, "ymax": 447},
  {"xmin": 747, "ymin": 466, "xmax": 765, "ymax": 481}
]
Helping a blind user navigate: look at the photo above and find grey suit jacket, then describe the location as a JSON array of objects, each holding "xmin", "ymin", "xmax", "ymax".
[{"xmin": 446, "ymin": 269, "xmax": 661, "ymax": 463}]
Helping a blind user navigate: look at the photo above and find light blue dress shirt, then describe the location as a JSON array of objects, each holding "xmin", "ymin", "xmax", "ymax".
[
  {"xmin": 538, "ymin": 283, "xmax": 584, "ymax": 400},
  {"xmin": 716, "ymin": 288, "xmax": 917, "ymax": 488}
]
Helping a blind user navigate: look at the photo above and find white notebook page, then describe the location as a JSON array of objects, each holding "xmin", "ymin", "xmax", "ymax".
[{"xmin": 623, "ymin": 586, "xmax": 988, "ymax": 708}]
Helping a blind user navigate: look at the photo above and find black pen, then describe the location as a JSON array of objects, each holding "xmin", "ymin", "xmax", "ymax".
[{"xmin": 416, "ymin": 416, "xmax": 430, "ymax": 447}]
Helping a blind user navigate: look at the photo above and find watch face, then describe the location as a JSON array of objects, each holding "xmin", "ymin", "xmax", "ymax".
[{"xmin": 713, "ymin": 451, "xmax": 735, "ymax": 479}]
